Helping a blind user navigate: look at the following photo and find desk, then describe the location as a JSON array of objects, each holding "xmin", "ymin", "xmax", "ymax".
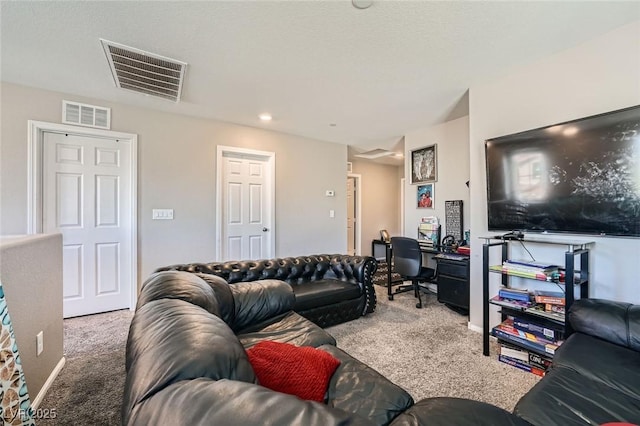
[
  {"xmin": 379, "ymin": 240, "xmax": 440, "ymax": 301},
  {"xmin": 435, "ymin": 254, "xmax": 470, "ymax": 311},
  {"xmin": 371, "ymin": 239, "xmax": 388, "ymax": 261},
  {"xmin": 375, "ymin": 240, "xmax": 470, "ymax": 310}
]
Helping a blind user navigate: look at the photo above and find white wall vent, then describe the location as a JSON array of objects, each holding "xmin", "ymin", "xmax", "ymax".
[
  {"xmin": 347, "ymin": 162, "xmax": 353, "ymax": 173},
  {"xmin": 62, "ymin": 100, "xmax": 111, "ymax": 129},
  {"xmin": 100, "ymin": 39, "xmax": 187, "ymax": 102}
]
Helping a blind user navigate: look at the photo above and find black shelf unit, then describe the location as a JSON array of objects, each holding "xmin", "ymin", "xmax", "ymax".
[{"xmin": 481, "ymin": 236, "xmax": 593, "ymax": 357}]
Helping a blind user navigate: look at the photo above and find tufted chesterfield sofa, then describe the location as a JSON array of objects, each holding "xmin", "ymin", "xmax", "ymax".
[{"xmin": 156, "ymin": 254, "xmax": 377, "ymax": 328}]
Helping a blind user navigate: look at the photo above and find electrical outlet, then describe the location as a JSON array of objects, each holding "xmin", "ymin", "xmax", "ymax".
[{"xmin": 36, "ymin": 331, "xmax": 43, "ymax": 356}]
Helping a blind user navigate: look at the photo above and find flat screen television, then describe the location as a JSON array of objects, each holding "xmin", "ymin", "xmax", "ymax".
[{"xmin": 485, "ymin": 105, "xmax": 640, "ymax": 238}]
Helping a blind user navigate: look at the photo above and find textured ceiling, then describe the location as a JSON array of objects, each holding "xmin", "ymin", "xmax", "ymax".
[{"xmin": 2, "ymin": 1, "xmax": 639, "ymax": 156}]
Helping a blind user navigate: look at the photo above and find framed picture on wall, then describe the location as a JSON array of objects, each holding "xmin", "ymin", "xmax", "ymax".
[
  {"xmin": 410, "ymin": 144, "xmax": 437, "ymax": 184},
  {"xmin": 417, "ymin": 184, "xmax": 434, "ymax": 208}
]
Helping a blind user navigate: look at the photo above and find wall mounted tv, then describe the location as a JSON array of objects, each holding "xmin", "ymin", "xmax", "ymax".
[{"xmin": 485, "ymin": 105, "xmax": 640, "ymax": 238}]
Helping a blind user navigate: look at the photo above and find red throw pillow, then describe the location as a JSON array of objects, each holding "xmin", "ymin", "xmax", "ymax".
[{"xmin": 246, "ymin": 341, "xmax": 341, "ymax": 402}]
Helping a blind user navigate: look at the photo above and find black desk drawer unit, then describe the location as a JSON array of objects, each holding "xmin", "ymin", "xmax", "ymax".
[{"xmin": 436, "ymin": 258, "xmax": 470, "ymax": 310}]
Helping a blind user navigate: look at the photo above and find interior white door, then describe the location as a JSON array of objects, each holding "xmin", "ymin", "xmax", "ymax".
[
  {"xmin": 221, "ymin": 152, "xmax": 273, "ymax": 261},
  {"xmin": 347, "ymin": 177, "xmax": 356, "ymax": 256},
  {"xmin": 43, "ymin": 132, "xmax": 132, "ymax": 318}
]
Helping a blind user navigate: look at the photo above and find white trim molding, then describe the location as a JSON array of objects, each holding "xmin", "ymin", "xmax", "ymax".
[
  {"xmin": 31, "ymin": 357, "xmax": 66, "ymax": 409},
  {"xmin": 347, "ymin": 173, "xmax": 362, "ymax": 256}
]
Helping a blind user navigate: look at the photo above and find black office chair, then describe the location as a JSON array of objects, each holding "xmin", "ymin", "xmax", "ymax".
[{"xmin": 390, "ymin": 237, "xmax": 436, "ymax": 309}]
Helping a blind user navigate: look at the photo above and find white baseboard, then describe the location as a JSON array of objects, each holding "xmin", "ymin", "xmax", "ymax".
[
  {"xmin": 32, "ymin": 357, "xmax": 65, "ymax": 409},
  {"xmin": 467, "ymin": 322, "xmax": 483, "ymax": 333}
]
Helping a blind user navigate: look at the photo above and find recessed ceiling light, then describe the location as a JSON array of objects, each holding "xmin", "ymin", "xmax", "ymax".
[{"xmin": 259, "ymin": 113, "xmax": 272, "ymax": 121}]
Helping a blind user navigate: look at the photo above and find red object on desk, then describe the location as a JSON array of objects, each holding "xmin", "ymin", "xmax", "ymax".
[{"xmin": 457, "ymin": 246, "xmax": 471, "ymax": 255}]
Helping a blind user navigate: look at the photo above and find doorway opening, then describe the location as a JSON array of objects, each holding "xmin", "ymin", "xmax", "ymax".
[
  {"xmin": 216, "ymin": 146, "xmax": 275, "ymax": 261},
  {"xmin": 27, "ymin": 121, "xmax": 138, "ymax": 317},
  {"xmin": 347, "ymin": 173, "xmax": 362, "ymax": 255}
]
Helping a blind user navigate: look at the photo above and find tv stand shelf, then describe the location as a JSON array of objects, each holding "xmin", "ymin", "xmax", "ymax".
[
  {"xmin": 481, "ymin": 236, "xmax": 593, "ymax": 357},
  {"xmin": 487, "ymin": 267, "xmax": 589, "ymax": 286}
]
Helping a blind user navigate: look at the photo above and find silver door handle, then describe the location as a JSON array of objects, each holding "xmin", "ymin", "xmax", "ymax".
[{"xmin": 262, "ymin": 227, "xmax": 269, "ymax": 232}]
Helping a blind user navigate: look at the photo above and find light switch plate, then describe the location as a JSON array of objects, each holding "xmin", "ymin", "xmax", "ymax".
[
  {"xmin": 36, "ymin": 331, "xmax": 43, "ymax": 356},
  {"xmin": 152, "ymin": 209, "xmax": 174, "ymax": 220}
]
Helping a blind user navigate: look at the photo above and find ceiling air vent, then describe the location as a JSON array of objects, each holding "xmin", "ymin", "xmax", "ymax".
[
  {"xmin": 100, "ymin": 39, "xmax": 187, "ymax": 102},
  {"xmin": 62, "ymin": 100, "xmax": 111, "ymax": 129}
]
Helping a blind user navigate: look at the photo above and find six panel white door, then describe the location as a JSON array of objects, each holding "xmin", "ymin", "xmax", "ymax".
[
  {"xmin": 221, "ymin": 153, "xmax": 272, "ymax": 261},
  {"xmin": 43, "ymin": 132, "xmax": 132, "ymax": 318}
]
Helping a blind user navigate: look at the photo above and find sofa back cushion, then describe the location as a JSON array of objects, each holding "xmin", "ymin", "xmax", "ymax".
[
  {"xmin": 155, "ymin": 254, "xmax": 374, "ymax": 288},
  {"xmin": 195, "ymin": 273, "xmax": 236, "ymax": 325},
  {"xmin": 123, "ymin": 298, "xmax": 256, "ymax": 425},
  {"xmin": 569, "ymin": 298, "xmax": 640, "ymax": 352},
  {"xmin": 229, "ymin": 279, "xmax": 295, "ymax": 332},
  {"xmin": 137, "ymin": 271, "xmax": 226, "ymax": 319}
]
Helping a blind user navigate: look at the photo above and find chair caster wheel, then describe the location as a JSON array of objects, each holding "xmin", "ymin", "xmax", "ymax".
[
  {"xmin": 388, "ymin": 295, "xmax": 394, "ymax": 301},
  {"xmin": 416, "ymin": 303, "xmax": 422, "ymax": 309}
]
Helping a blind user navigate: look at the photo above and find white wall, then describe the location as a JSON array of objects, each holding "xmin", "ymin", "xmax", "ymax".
[
  {"xmin": 0, "ymin": 83, "xmax": 348, "ymax": 284},
  {"xmin": 468, "ymin": 21, "xmax": 640, "ymax": 329},
  {"xmin": 404, "ymin": 116, "xmax": 471, "ymax": 239}
]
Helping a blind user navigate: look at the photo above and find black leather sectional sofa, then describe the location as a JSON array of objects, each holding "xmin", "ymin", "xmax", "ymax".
[
  {"xmin": 414, "ymin": 298, "xmax": 640, "ymax": 425},
  {"xmin": 511, "ymin": 298, "xmax": 640, "ymax": 425},
  {"xmin": 123, "ymin": 271, "xmax": 430, "ymax": 425},
  {"xmin": 124, "ymin": 267, "xmax": 640, "ymax": 425},
  {"xmin": 156, "ymin": 254, "xmax": 377, "ymax": 327}
]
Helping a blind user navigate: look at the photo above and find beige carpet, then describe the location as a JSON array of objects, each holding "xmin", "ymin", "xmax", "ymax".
[
  {"xmin": 37, "ymin": 310, "xmax": 133, "ymax": 426},
  {"xmin": 328, "ymin": 285, "xmax": 540, "ymax": 411},
  {"xmin": 36, "ymin": 284, "xmax": 538, "ymax": 425}
]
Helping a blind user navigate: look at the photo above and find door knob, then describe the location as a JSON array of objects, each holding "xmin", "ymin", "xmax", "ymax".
[{"xmin": 262, "ymin": 227, "xmax": 269, "ymax": 232}]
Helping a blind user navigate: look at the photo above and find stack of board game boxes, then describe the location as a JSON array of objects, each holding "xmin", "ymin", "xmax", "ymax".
[
  {"xmin": 493, "ymin": 316, "xmax": 563, "ymax": 377},
  {"xmin": 489, "ymin": 261, "xmax": 567, "ymax": 376}
]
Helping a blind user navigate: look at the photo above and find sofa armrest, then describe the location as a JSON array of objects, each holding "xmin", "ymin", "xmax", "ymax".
[
  {"xmin": 324, "ymin": 255, "xmax": 378, "ymax": 315},
  {"xmin": 137, "ymin": 271, "xmax": 220, "ymax": 315},
  {"xmin": 569, "ymin": 298, "xmax": 640, "ymax": 351},
  {"xmin": 229, "ymin": 279, "xmax": 295, "ymax": 331},
  {"xmin": 326, "ymin": 255, "xmax": 377, "ymax": 283},
  {"xmin": 126, "ymin": 378, "xmax": 375, "ymax": 426},
  {"xmin": 390, "ymin": 397, "xmax": 529, "ymax": 426}
]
